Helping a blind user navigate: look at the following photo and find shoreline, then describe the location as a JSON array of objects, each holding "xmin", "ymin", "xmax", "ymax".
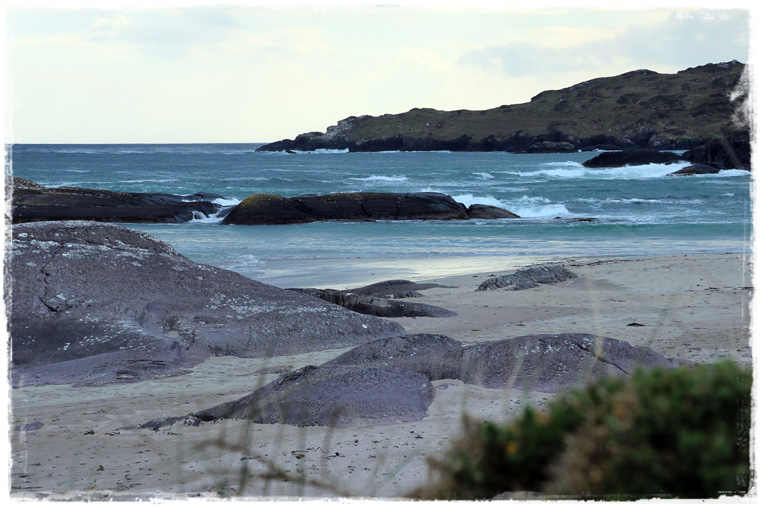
[
  {"xmin": 10, "ymin": 252, "xmax": 753, "ymax": 499},
  {"xmin": 252, "ymin": 251, "xmax": 753, "ymax": 290}
]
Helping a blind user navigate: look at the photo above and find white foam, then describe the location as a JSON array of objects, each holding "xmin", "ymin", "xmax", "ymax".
[
  {"xmin": 514, "ymin": 161, "xmax": 691, "ymax": 180},
  {"xmin": 506, "ymin": 195, "xmax": 575, "ymax": 218},
  {"xmin": 212, "ymin": 197, "xmax": 242, "ymax": 206},
  {"xmin": 451, "ymin": 193, "xmax": 506, "ymax": 208}
]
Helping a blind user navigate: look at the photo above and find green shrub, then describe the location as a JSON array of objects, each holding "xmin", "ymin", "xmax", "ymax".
[{"xmin": 417, "ymin": 361, "xmax": 752, "ymax": 500}]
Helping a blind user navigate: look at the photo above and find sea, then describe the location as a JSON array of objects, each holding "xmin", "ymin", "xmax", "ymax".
[{"xmin": 7, "ymin": 143, "xmax": 753, "ymax": 289}]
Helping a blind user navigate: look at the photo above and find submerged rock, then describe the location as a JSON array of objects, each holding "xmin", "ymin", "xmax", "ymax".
[
  {"xmin": 9, "ymin": 221, "xmax": 405, "ymax": 387},
  {"xmin": 477, "ymin": 265, "xmax": 578, "ymax": 291}
]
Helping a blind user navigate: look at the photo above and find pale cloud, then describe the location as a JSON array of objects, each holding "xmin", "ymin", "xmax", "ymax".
[
  {"xmin": 398, "ymin": 48, "xmax": 450, "ymax": 72},
  {"xmin": 4, "ymin": 4, "xmax": 754, "ymax": 143},
  {"xmin": 461, "ymin": 9, "xmax": 749, "ymax": 78}
]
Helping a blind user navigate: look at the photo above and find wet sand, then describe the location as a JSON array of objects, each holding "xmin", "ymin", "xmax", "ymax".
[{"xmin": 8, "ymin": 252, "xmax": 753, "ymax": 500}]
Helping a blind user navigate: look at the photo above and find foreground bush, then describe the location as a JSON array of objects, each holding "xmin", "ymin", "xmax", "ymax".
[{"xmin": 416, "ymin": 361, "xmax": 752, "ymax": 500}]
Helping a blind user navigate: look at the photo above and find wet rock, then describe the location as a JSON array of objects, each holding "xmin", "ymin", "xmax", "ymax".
[
  {"xmin": 467, "ymin": 204, "xmax": 521, "ymax": 219},
  {"xmin": 668, "ymin": 163, "xmax": 722, "ymax": 175},
  {"xmin": 9, "ymin": 221, "xmax": 405, "ymax": 387},
  {"xmin": 222, "ymin": 192, "xmax": 518, "ymax": 225},
  {"xmin": 8, "ymin": 178, "xmax": 224, "ymax": 223},
  {"xmin": 581, "ymin": 150, "xmax": 681, "ymax": 168},
  {"xmin": 476, "ymin": 265, "xmax": 578, "ymax": 291}
]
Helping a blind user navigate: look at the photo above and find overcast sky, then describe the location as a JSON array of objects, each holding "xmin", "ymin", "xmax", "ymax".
[{"xmin": 3, "ymin": 1, "xmax": 753, "ymax": 143}]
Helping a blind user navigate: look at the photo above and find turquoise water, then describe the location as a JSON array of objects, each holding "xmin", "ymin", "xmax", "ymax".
[{"xmin": 9, "ymin": 143, "xmax": 752, "ymax": 288}]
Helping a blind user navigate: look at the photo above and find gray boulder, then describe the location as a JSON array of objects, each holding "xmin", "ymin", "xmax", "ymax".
[
  {"xmin": 448, "ymin": 333, "xmax": 680, "ymax": 392},
  {"xmin": 477, "ymin": 265, "xmax": 578, "ymax": 291},
  {"xmin": 8, "ymin": 221, "xmax": 404, "ymax": 387},
  {"xmin": 143, "ymin": 365, "xmax": 435, "ymax": 429}
]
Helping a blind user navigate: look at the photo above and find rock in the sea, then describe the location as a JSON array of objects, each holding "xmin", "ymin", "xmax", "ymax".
[
  {"xmin": 9, "ymin": 221, "xmax": 405, "ymax": 387},
  {"xmin": 144, "ymin": 365, "xmax": 436, "ymax": 428},
  {"xmin": 8, "ymin": 177, "xmax": 224, "ymax": 223},
  {"xmin": 581, "ymin": 150, "xmax": 682, "ymax": 168},
  {"xmin": 467, "ymin": 204, "xmax": 521, "ymax": 219},
  {"xmin": 668, "ymin": 163, "xmax": 722, "ymax": 175},
  {"xmin": 680, "ymin": 132, "xmax": 751, "ymax": 171},
  {"xmin": 476, "ymin": 265, "xmax": 578, "ymax": 291},
  {"xmin": 221, "ymin": 192, "xmax": 518, "ymax": 225}
]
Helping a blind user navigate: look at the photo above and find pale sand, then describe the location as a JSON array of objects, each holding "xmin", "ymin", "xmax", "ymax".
[{"xmin": 8, "ymin": 253, "xmax": 753, "ymax": 500}]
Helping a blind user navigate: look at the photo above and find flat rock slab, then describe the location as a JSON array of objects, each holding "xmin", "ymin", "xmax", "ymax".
[
  {"xmin": 142, "ymin": 333, "xmax": 680, "ymax": 429},
  {"xmin": 9, "ymin": 178, "xmax": 223, "ymax": 223},
  {"xmin": 221, "ymin": 192, "xmax": 518, "ymax": 225},
  {"xmin": 9, "ymin": 221, "xmax": 404, "ymax": 387},
  {"xmin": 447, "ymin": 333, "xmax": 681, "ymax": 392},
  {"xmin": 477, "ymin": 265, "xmax": 578, "ymax": 291},
  {"xmin": 290, "ymin": 288, "xmax": 457, "ymax": 318},
  {"xmin": 144, "ymin": 365, "xmax": 435, "ymax": 429},
  {"xmin": 321, "ymin": 332, "xmax": 679, "ymax": 392}
]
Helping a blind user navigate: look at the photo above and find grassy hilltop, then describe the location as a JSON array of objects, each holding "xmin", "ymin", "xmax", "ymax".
[{"xmin": 259, "ymin": 61, "xmax": 748, "ymax": 152}]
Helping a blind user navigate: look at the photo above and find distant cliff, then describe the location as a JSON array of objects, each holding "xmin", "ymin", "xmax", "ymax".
[{"xmin": 257, "ymin": 61, "xmax": 748, "ymax": 153}]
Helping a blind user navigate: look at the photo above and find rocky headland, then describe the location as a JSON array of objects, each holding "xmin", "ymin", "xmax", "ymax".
[{"xmin": 256, "ymin": 61, "xmax": 748, "ymax": 154}]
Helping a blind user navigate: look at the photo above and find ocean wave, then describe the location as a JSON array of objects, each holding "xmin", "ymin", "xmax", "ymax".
[
  {"xmin": 212, "ymin": 197, "xmax": 242, "ymax": 206},
  {"xmin": 451, "ymin": 193, "xmax": 507, "ymax": 208},
  {"xmin": 284, "ymin": 148, "xmax": 350, "ymax": 154},
  {"xmin": 350, "ymin": 175, "xmax": 409, "ymax": 182},
  {"xmin": 507, "ymin": 195, "xmax": 575, "ymax": 218},
  {"xmin": 514, "ymin": 162, "xmax": 690, "ymax": 180},
  {"xmin": 473, "ymin": 172, "xmax": 495, "ymax": 180}
]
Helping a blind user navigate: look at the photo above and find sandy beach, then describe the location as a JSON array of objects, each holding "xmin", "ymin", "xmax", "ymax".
[{"xmin": 9, "ymin": 252, "xmax": 753, "ymax": 500}]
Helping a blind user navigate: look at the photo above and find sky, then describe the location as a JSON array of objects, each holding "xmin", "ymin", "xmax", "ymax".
[{"xmin": 2, "ymin": 0, "xmax": 754, "ymax": 144}]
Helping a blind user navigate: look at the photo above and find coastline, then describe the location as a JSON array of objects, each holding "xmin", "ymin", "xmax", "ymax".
[{"xmin": 10, "ymin": 252, "xmax": 753, "ymax": 499}]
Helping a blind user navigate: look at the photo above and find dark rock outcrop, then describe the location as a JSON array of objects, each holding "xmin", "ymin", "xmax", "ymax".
[
  {"xmin": 291, "ymin": 288, "xmax": 457, "ymax": 318},
  {"xmin": 8, "ymin": 178, "xmax": 225, "ymax": 224},
  {"xmin": 477, "ymin": 265, "xmax": 578, "ymax": 291},
  {"xmin": 342, "ymin": 279, "xmax": 445, "ymax": 298},
  {"xmin": 581, "ymin": 150, "xmax": 682, "ymax": 168},
  {"xmin": 467, "ymin": 204, "xmax": 521, "ymax": 219},
  {"xmin": 222, "ymin": 192, "xmax": 519, "ymax": 225},
  {"xmin": 669, "ymin": 163, "xmax": 722, "ymax": 175},
  {"xmin": 141, "ymin": 333, "xmax": 681, "ymax": 429},
  {"xmin": 680, "ymin": 132, "xmax": 751, "ymax": 170},
  {"xmin": 9, "ymin": 221, "xmax": 405, "ymax": 387}
]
